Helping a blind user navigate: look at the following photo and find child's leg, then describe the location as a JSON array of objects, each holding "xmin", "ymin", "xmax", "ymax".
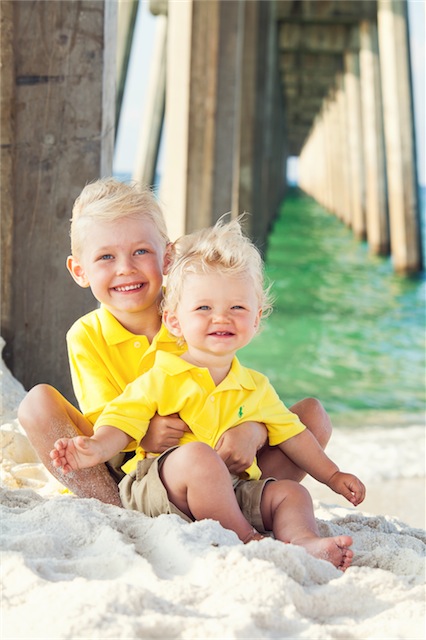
[
  {"xmin": 257, "ymin": 397, "xmax": 332, "ymax": 481},
  {"xmin": 260, "ymin": 480, "xmax": 353, "ymax": 571},
  {"xmin": 18, "ymin": 384, "xmax": 122, "ymax": 506},
  {"xmin": 160, "ymin": 442, "xmax": 260, "ymax": 543}
]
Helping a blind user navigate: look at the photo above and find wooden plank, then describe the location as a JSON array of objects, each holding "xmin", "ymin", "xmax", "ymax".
[
  {"xmin": 359, "ymin": 19, "xmax": 390, "ymax": 255},
  {"xmin": 3, "ymin": 0, "xmax": 116, "ymax": 398},
  {"xmin": 345, "ymin": 49, "xmax": 366, "ymax": 239},
  {"xmin": 378, "ymin": 0, "xmax": 422, "ymax": 272},
  {"xmin": 116, "ymin": 0, "xmax": 139, "ymax": 136},
  {"xmin": 133, "ymin": 15, "xmax": 167, "ymax": 187},
  {"xmin": 0, "ymin": 1, "xmax": 14, "ymax": 354}
]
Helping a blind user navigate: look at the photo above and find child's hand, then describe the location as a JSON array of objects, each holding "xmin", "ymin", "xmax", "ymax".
[
  {"xmin": 49, "ymin": 436, "xmax": 103, "ymax": 474},
  {"xmin": 327, "ymin": 471, "xmax": 366, "ymax": 506},
  {"xmin": 141, "ymin": 413, "xmax": 191, "ymax": 453},
  {"xmin": 215, "ymin": 422, "xmax": 267, "ymax": 474}
]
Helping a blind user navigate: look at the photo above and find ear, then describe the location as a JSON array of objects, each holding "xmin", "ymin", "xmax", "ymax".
[
  {"xmin": 162, "ymin": 309, "xmax": 183, "ymax": 337},
  {"xmin": 162, "ymin": 242, "xmax": 175, "ymax": 275},
  {"xmin": 254, "ymin": 309, "xmax": 262, "ymax": 331},
  {"xmin": 66, "ymin": 255, "xmax": 90, "ymax": 288}
]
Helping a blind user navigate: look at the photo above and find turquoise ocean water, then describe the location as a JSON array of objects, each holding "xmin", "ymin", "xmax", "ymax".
[{"xmin": 240, "ymin": 188, "xmax": 425, "ymax": 430}]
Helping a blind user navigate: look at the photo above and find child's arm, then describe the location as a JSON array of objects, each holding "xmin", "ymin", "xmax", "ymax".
[
  {"xmin": 141, "ymin": 413, "xmax": 192, "ymax": 453},
  {"xmin": 50, "ymin": 426, "xmax": 132, "ymax": 475},
  {"xmin": 215, "ymin": 422, "xmax": 267, "ymax": 473},
  {"xmin": 278, "ymin": 430, "xmax": 366, "ymax": 506},
  {"xmin": 67, "ymin": 323, "xmax": 125, "ymax": 424},
  {"xmin": 68, "ymin": 321, "xmax": 191, "ymax": 452}
]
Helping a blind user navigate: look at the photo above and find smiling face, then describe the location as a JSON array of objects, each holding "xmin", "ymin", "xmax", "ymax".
[
  {"xmin": 163, "ymin": 271, "xmax": 262, "ymax": 366},
  {"xmin": 67, "ymin": 215, "xmax": 168, "ymax": 331}
]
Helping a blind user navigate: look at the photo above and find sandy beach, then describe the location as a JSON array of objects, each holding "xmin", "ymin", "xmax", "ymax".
[{"xmin": 1, "ymin": 340, "xmax": 425, "ymax": 639}]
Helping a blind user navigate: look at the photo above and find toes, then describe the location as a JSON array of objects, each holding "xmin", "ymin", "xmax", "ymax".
[{"xmin": 242, "ymin": 528, "xmax": 265, "ymax": 543}]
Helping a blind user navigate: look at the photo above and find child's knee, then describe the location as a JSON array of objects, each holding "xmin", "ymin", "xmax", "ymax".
[
  {"xmin": 18, "ymin": 384, "xmax": 57, "ymax": 426},
  {"xmin": 180, "ymin": 441, "xmax": 218, "ymax": 462},
  {"xmin": 173, "ymin": 442, "xmax": 223, "ymax": 474},
  {"xmin": 293, "ymin": 397, "xmax": 332, "ymax": 445},
  {"xmin": 269, "ymin": 478, "xmax": 311, "ymax": 503}
]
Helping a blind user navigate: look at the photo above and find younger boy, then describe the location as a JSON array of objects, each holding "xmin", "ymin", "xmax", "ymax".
[
  {"xmin": 51, "ymin": 217, "xmax": 365, "ymax": 571},
  {"xmin": 19, "ymin": 179, "xmax": 334, "ymax": 505}
]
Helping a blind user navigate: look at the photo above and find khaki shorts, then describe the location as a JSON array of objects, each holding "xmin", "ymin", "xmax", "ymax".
[{"xmin": 119, "ymin": 447, "xmax": 274, "ymax": 533}]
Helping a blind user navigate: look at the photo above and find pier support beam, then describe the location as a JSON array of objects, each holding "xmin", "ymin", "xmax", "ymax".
[
  {"xmin": 323, "ymin": 98, "xmax": 337, "ymax": 215},
  {"xmin": 160, "ymin": 0, "xmax": 286, "ymax": 247},
  {"xmin": 377, "ymin": 0, "xmax": 422, "ymax": 272},
  {"xmin": 359, "ymin": 19, "xmax": 390, "ymax": 256},
  {"xmin": 335, "ymin": 72, "xmax": 352, "ymax": 227},
  {"xmin": 0, "ymin": 0, "xmax": 116, "ymax": 397},
  {"xmin": 133, "ymin": 14, "xmax": 167, "ymax": 187},
  {"xmin": 161, "ymin": 0, "xmax": 242, "ymax": 240},
  {"xmin": 158, "ymin": 0, "xmax": 191, "ymax": 241},
  {"xmin": 232, "ymin": 0, "xmax": 286, "ymax": 244},
  {"xmin": 160, "ymin": 0, "xmax": 235, "ymax": 238},
  {"xmin": 0, "ymin": 0, "xmax": 14, "ymax": 351},
  {"xmin": 344, "ymin": 48, "xmax": 366, "ymax": 240},
  {"xmin": 116, "ymin": 0, "xmax": 139, "ymax": 137}
]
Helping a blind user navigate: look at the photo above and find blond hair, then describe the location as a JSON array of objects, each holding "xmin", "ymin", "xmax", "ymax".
[
  {"xmin": 70, "ymin": 178, "xmax": 169, "ymax": 257},
  {"xmin": 163, "ymin": 215, "xmax": 273, "ymax": 320}
]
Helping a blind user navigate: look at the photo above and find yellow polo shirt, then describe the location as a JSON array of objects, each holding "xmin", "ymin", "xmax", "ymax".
[
  {"xmin": 95, "ymin": 351, "xmax": 306, "ymax": 479},
  {"xmin": 67, "ymin": 306, "xmax": 185, "ymax": 424}
]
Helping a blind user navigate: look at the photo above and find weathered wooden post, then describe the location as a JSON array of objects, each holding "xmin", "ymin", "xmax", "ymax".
[
  {"xmin": 160, "ymin": 0, "xmax": 243, "ymax": 240},
  {"xmin": 116, "ymin": 0, "xmax": 139, "ymax": 138},
  {"xmin": 321, "ymin": 96, "xmax": 336, "ymax": 215},
  {"xmin": 299, "ymin": 113, "xmax": 325, "ymax": 208},
  {"xmin": 133, "ymin": 13, "xmax": 167, "ymax": 187},
  {"xmin": 344, "ymin": 45, "xmax": 366, "ymax": 240},
  {"xmin": 377, "ymin": 0, "xmax": 422, "ymax": 272},
  {"xmin": 359, "ymin": 18, "xmax": 390, "ymax": 256},
  {"xmin": 1, "ymin": 0, "xmax": 116, "ymax": 398},
  {"xmin": 160, "ymin": 0, "xmax": 285, "ymax": 247},
  {"xmin": 232, "ymin": 0, "xmax": 286, "ymax": 244},
  {"xmin": 1, "ymin": 0, "xmax": 14, "ymax": 357},
  {"xmin": 335, "ymin": 72, "xmax": 352, "ymax": 226}
]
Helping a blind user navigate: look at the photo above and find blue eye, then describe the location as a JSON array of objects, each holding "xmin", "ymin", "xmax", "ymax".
[
  {"xmin": 196, "ymin": 305, "xmax": 210, "ymax": 311},
  {"xmin": 135, "ymin": 249, "xmax": 148, "ymax": 255},
  {"xmin": 100, "ymin": 254, "xmax": 113, "ymax": 261},
  {"xmin": 231, "ymin": 305, "xmax": 245, "ymax": 310}
]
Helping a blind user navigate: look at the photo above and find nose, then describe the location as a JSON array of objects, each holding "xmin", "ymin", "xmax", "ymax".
[
  {"xmin": 116, "ymin": 256, "xmax": 137, "ymax": 276},
  {"xmin": 212, "ymin": 311, "xmax": 230, "ymax": 323}
]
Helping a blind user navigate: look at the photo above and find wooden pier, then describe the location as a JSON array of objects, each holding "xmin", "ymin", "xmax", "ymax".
[{"xmin": 0, "ymin": 0, "xmax": 422, "ymax": 397}]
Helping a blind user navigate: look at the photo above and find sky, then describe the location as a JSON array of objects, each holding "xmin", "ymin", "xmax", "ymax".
[{"xmin": 114, "ymin": 0, "xmax": 425, "ymax": 187}]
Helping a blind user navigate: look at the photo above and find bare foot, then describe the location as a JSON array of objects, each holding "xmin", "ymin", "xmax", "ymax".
[
  {"xmin": 242, "ymin": 528, "xmax": 265, "ymax": 543},
  {"xmin": 50, "ymin": 436, "xmax": 103, "ymax": 474},
  {"xmin": 292, "ymin": 534, "xmax": 354, "ymax": 571}
]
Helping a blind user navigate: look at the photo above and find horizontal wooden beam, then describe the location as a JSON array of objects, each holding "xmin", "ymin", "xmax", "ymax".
[
  {"xmin": 276, "ymin": 0, "xmax": 377, "ymax": 23},
  {"xmin": 278, "ymin": 22, "xmax": 359, "ymax": 53}
]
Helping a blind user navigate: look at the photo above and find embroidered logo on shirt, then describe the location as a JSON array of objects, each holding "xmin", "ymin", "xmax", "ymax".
[{"xmin": 238, "ymin": 406, "xmax": 244, "ymax": 418}]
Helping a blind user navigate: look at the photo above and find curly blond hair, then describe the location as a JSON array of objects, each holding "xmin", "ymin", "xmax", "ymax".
[
  {"xmin": 163, "ymin": 215, "xmax": 273, "ymax": 321},
  {"xmin": 70, "ymin": 178, "xmax": 169, "ymax": 257}
]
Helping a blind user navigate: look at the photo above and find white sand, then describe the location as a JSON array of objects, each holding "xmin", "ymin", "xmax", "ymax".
[{"xmin": 1, "ymin": 338, "xmax": 425, "ymax": 640}]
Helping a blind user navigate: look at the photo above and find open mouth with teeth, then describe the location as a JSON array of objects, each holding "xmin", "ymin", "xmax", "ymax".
[
  {"xmin": 209, "ymin": 331, "xmax": 234, "ymax": 336},
  {"xmin": 113, "ymin": 283, "xmax": 144, "ymax": 292}
]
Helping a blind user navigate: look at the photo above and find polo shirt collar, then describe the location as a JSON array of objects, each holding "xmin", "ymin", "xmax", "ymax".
[
  {"xmin": 225, "ymin": 357, "xmax": 257, "ymax": 391},
  {"xmin": 99, "ymin": 306, "xmax": 134, "ymax": 346},
  {"xmin": 154, "ymin": 350, "xmax": 193, "ymax": 373},
  {"xmin": 152, "ymin": 322, "xmax": 182, "ymax": 349},
  {"xmin": 154, "ymin": 351, "xmax": 257, "ymax": 391},
  {"xmin": 99, "ymin": 305, "xmax": 176, "ymax": 348}
]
